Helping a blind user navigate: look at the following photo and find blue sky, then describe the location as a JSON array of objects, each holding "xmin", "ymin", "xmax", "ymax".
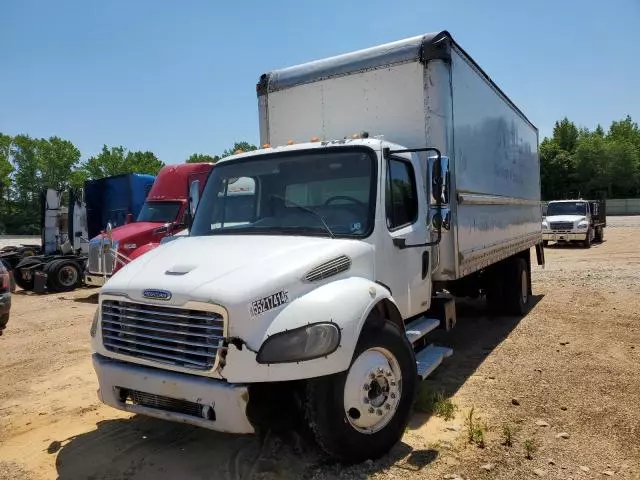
[{"xmin": 1, "ymin": 0, "xmax": 638, "ymax": 164}]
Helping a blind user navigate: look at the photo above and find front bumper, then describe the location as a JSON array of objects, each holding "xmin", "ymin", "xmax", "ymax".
[
  {"xmin": 543, "ymin": 232, "xmax": 587, "ymax": 242},
  {"xmin": 92, "ymin": 354, "xmax": 254, "ymax": 434},
  {"xmin": 85, "ymin": 272, "xmax": 109, "ymax": 287}
]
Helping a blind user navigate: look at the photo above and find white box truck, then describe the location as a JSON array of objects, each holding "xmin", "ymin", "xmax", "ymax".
[{"xmin": 90, "ymin": 31, "xmax": 545, "ymax": 463}]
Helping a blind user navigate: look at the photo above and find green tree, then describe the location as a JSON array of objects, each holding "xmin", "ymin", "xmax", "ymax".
[
  {"xmin": 221, "ymin": 141, "xmax": 257, "ymax": 158},
  {"xmin": 186, "ymin": 153, "xmax": 219, "ymax": 164},
  {"xmin": 0, "ymin": 134, "xmax": 14, "ymax": 196},
  {"xmin": 82, "ymin": 145, "xmax": 164, "ymax": 179}
]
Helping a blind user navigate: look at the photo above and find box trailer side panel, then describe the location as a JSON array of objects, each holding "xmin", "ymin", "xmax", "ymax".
[{"xmin": 447, "ymin": 46, "xmax": 541, "ymax": 279}]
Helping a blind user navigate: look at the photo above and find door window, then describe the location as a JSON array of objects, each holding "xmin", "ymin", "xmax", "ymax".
[{"xmin": 386, "ymin": 159, "xmax": 418, "ymax": 230}]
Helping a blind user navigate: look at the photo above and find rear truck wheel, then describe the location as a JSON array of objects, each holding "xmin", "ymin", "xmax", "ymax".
[
  {"xmin": 583, "ymin": 228, "xmax": 592, "ymax": 248},
  {"xmin": 46, "ymin": 260, "xmax": 81, "ymax": 292},
  {"xmin": 13, "ymin": 258, "xmax": 43, "ymax": 291},
  {"xmin": 504, "ymin": 257, "xmax": 530, "ymax": 316},
  {"xmin": 304, "ymin": 317, "xmax": 417, "ymax": 464},
  {"xmin": 595, "ymin": 226, "xmax": 604, "ymax": 242}
]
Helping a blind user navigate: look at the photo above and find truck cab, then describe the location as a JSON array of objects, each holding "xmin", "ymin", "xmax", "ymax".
[
  {"xmin": 542, "ymin": 199, "xmax": 605, "ymax": 248},
  {"xmin": 85, "ymin": 163, "xmax": 213, "ymax": 286},
  {"xmin": 90, "ymin": 31, "xmax": 544, "ymax": 463}
]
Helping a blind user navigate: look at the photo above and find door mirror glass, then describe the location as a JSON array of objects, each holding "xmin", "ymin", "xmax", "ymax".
[
  {"xmin": 427, "ymin": 155, "xmax": 450, "ymax": 205},
  {"xmin": 189, "ymin": 180, "xmax": 200, "ymax": 216}
]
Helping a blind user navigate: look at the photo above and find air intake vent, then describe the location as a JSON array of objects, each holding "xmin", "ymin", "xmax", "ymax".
[{"xmin": 304, "ymin": 255, "xmax": 351, "ymax": 282}]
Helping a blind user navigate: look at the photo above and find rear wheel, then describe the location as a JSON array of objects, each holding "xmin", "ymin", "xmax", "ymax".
[
  {"xmin": 486, "ymin": 257, "xmax": 530, "ymax": 316},
  {"xmin": 46, "ymin": 260, "xmax": 81, "ymax": 292},
  {"xmin": 304, "ymin": 317, "xmax": 416, "ymax": 463},
  {"xmin": 594, "ymin": 226, "xmax": 604, "ymax": 243},
  {"xmin": 13, "ymin": 258, "xmax": 43, "ymax": 291}
]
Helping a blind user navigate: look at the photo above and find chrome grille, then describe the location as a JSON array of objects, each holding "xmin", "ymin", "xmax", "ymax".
[
  {"xmin": 88, "ymin": 240, "xmax": 116, "ymax": 275},
  {"xmin": 101, "ymin": 300, "xmax": 224, "ymax": 370},
  {"xmin": 550, "ymin": 221, "xmax": 573, "ymax": 231},
  {"xmin": 305, "ymin": 255, "xmax": 351, "ymax": 282}
]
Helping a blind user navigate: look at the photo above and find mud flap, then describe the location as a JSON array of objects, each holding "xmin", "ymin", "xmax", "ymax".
[{"xmin": 535, "ymin": 242, "xmax": 545, "ymax": 268}]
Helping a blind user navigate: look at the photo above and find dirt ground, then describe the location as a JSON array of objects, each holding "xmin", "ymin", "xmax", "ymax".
[{"xmin": 1, "ymin": 219, "xmax": 639, "ymax": 480}]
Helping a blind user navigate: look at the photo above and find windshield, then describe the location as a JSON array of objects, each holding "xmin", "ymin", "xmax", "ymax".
[
  {"xmin": 546, "ymin": 202, "xmax": 587, "ymax": 217},
  {"xmin": 137, "ymin": 201, "xmax": 182, "ymax": 223},
  {"xmin": 190, "ymin": 147, "xmax": 376, "ymax": 238}
]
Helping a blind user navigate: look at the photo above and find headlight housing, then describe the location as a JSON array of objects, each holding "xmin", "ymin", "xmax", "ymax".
[
  {"xmin": 541, "ymin": 222, "xmax": 549, "ymax": 230},
  {"xmin": 256, "ymin": 322, "xmax": 341, "ymax": 364},
  {"xmin": 90, "ymin": 308, "xmax": 99, "ymax": 338},
  {"xmin": 577, "ymin": 222, "xmax": 588, "ymax": 229}
]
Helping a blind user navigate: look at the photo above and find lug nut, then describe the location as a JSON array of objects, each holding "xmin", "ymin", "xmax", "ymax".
[
  {"xmin": 390, "ymin": 381, "xmax": 396, "ymax": 387},
  {"xmin": 377, "ymin": 367, "xmax": 383, "ymax": 374},
  {"xmin": 368, "ymin": 407, "xmax": 374, "ymax": 414},
  {"xmin": 385, "ymin": 370, "xmax": 392, "ymax": 377},
  {"xmin": 385, "ymin": 403, "xmax": 391, "ymax": 410},
  {"xmin": 363, "ymin": 384, "xmax": 370, "ymax": 391},
  {"xmin": 390, "ymin": 393, "xmax": 396, "ymax": 399},
  {"xmin": 363, "ymin": 397, "xmax": 369, "ymax": 404},
  {"xmin": 376, "ymin": 409, "xmax": 383, "ymax": 416},
  {"xmin": 369, "ymin": 372, "xmax": 375, "ymax": 379}
]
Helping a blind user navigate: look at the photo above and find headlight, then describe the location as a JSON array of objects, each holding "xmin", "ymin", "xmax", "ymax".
[
  {"xmin": 541, "ymin": 222, "xmax": 549, "ymax": 229},
  {"xmin": 90, "ymin": 308, "xmax": 99, "ymax": 338},
  {"xmin": 256, "ymin": 323, "xmax": 341, "ymax": 364},
  {"xmin": 123, "ymin": 243, "xmax": 137, "ymax": 250},
  {"xmin": 577, "ymin": 222, "xmax": 588, "ymax": 229}
]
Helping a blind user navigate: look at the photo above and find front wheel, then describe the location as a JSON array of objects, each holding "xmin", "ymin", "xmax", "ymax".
[
  {"xmin": 304, "ymin": 319, "xmax": 417, "ymax": 463},
  {"xmin": 583, "ymin": 228, "xmax": 592, "ymax": 248}
]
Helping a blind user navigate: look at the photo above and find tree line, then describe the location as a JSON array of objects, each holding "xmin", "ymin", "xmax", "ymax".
[
  {"xmin": 1, "ymin": 114, "xmax": 639, "ymax": 234},
  {"xmin": 0, "ymin": 134, "xmax": 256, "ymax": 234},
  {"xmin": 541, "ymin": 115, "xmax": 640, "ymax": 200}
]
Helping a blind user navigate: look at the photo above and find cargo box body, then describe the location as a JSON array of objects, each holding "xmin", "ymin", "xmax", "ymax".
[{"xmin": 257, "ymin": 31, "xmax": 541, "ymax": 280}]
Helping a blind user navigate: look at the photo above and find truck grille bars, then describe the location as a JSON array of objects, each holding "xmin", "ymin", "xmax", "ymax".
[{"xmin": 101, "ymin": 300, "xmax": 225, "ymax": 370}]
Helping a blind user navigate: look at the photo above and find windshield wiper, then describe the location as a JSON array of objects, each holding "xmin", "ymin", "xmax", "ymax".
[{"xmin": 270, "ymin": 195, "xmax": 335, "ymax": 239}]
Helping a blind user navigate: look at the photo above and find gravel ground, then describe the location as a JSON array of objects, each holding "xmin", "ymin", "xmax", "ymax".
[{"xmin": 0, "ymin": 220, "xmax": 639, "ymax": 479}]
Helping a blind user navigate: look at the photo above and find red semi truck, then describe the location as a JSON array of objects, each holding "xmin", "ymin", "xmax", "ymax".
[{"xmin": 84, "ymin": 163, "xmax": 213, "ymax": 286}]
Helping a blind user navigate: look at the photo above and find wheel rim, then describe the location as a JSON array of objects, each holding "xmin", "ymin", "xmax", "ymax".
[
  {"xmin": 58, "ymin": 265, "xmax": 78, "ymax": 287},
  {"xmin": 343, "ymin": 347, "xmax": 402, "ymax": 434},
  {"xmin": 521, "ymin": 268, "xmax": 528, "ymax": 305}
]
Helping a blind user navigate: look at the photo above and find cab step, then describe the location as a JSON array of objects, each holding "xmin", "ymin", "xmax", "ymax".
[
  {"xmin": 405, "ymin": 317, "xmax": 440, "ymax": 344},
  {"xmin": 415, "ymin": 344, "xmax": 453, "ymax": 380}
]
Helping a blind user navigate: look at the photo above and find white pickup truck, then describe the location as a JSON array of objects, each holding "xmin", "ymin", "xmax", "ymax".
[
  {"xmin": 542, "ymin": 199, "xmax": 606, "ymax": 248},
  {"xmin": 90, "ymin": 31, "xmax": 545, "ymax": 463}
]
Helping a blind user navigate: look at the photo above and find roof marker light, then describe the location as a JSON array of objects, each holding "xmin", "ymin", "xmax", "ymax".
[
  {"xmin": 262, "ymin": 143, "xmax": 270, "ymax": 148},
  {"xmin": 287, "ymin": 139, "xmax": 295, "ymax": 145},
  {"xmin": 235, "ymin": 149, "xmax": 244, "ymax": 154},
  {"xmin": 310, "ymin": 136, "xmax": 320, "ymax": 142}
]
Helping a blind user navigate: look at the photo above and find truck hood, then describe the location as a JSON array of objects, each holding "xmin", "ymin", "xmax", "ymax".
[
  {"xmin": 102, "ymin": 235, "xmax": 375, "ymax": 341},
  {"xmin": 93, "ymin": 222, "xmax": 164, "ymax": 242},
  {"xmin": 544, "ymin": 215, "xmax": 586, "ymax": 223}
]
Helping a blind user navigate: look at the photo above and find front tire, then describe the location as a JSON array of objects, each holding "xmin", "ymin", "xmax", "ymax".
[
  {"xmin": 583, "ymin": 228, "xmax": 592, "ymax": 248},
  {"xmin": 304, "ymin": 318, "xmax": 417, "ymax": 463}
]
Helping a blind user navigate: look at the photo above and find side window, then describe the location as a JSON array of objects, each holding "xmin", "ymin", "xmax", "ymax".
[{"xmin": 386, "ymin": 159, "xmax": 418, "ymax": 230}]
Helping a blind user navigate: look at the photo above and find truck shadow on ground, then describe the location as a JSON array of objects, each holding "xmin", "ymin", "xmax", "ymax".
[
  {"xmin": 53, "ymin": 297, "xmax": 542, "ymax": 480},
  {"xmin": 545, "ymin": 241, "xmax": 606, "ymax": 249}
]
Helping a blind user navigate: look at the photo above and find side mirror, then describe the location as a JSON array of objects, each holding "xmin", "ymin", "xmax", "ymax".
[
  {"xmin": 427, "ymin": 155, "xmax": 450, "ymax": 205},
  {"xmin": 125, "ymin": 213, "xmax": 134, "ymax": 224},
  {"xmin": 189, "ymin": 180, "xmax": 200, "ymax": 217}
]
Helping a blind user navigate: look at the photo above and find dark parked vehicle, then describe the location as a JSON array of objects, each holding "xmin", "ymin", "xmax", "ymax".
[{"xmin": 0, "ymin": 261, "xmax": 11, "ymax": 335}]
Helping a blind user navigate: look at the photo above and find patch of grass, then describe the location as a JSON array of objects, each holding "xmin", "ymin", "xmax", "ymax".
[
  {"xmin": 524, "ymin": 438, "xmax": 537, "ymax": 459},
  {"xmin": 502, "ymin": 423, "xmax": 515, "ymax": 447},
  {"xmin": 465, "ymin": 407, "xmax": 486, "ymax": 448},
  {"xmin": 415, "ymin": 386, "xmax": 457, "ymax": 420}
]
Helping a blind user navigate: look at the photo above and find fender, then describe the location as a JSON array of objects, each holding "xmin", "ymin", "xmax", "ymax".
[
  {"xmin": 222, "ymin": 277, "xmax": 398, "ymax": 383},
  {"xmin": 128, "ymin": 242, "xmax": 159, "ymax": 262}
]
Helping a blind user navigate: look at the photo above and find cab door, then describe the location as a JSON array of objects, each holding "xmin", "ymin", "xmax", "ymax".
[{"xmin": 376, "ymin": 153, "xmax": 432, "ymax": 318}]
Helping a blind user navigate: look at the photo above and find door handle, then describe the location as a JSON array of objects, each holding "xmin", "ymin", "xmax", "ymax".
[{"xmin": 422, "ymin": 251, "xmax": 429, "ymax": 279}]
